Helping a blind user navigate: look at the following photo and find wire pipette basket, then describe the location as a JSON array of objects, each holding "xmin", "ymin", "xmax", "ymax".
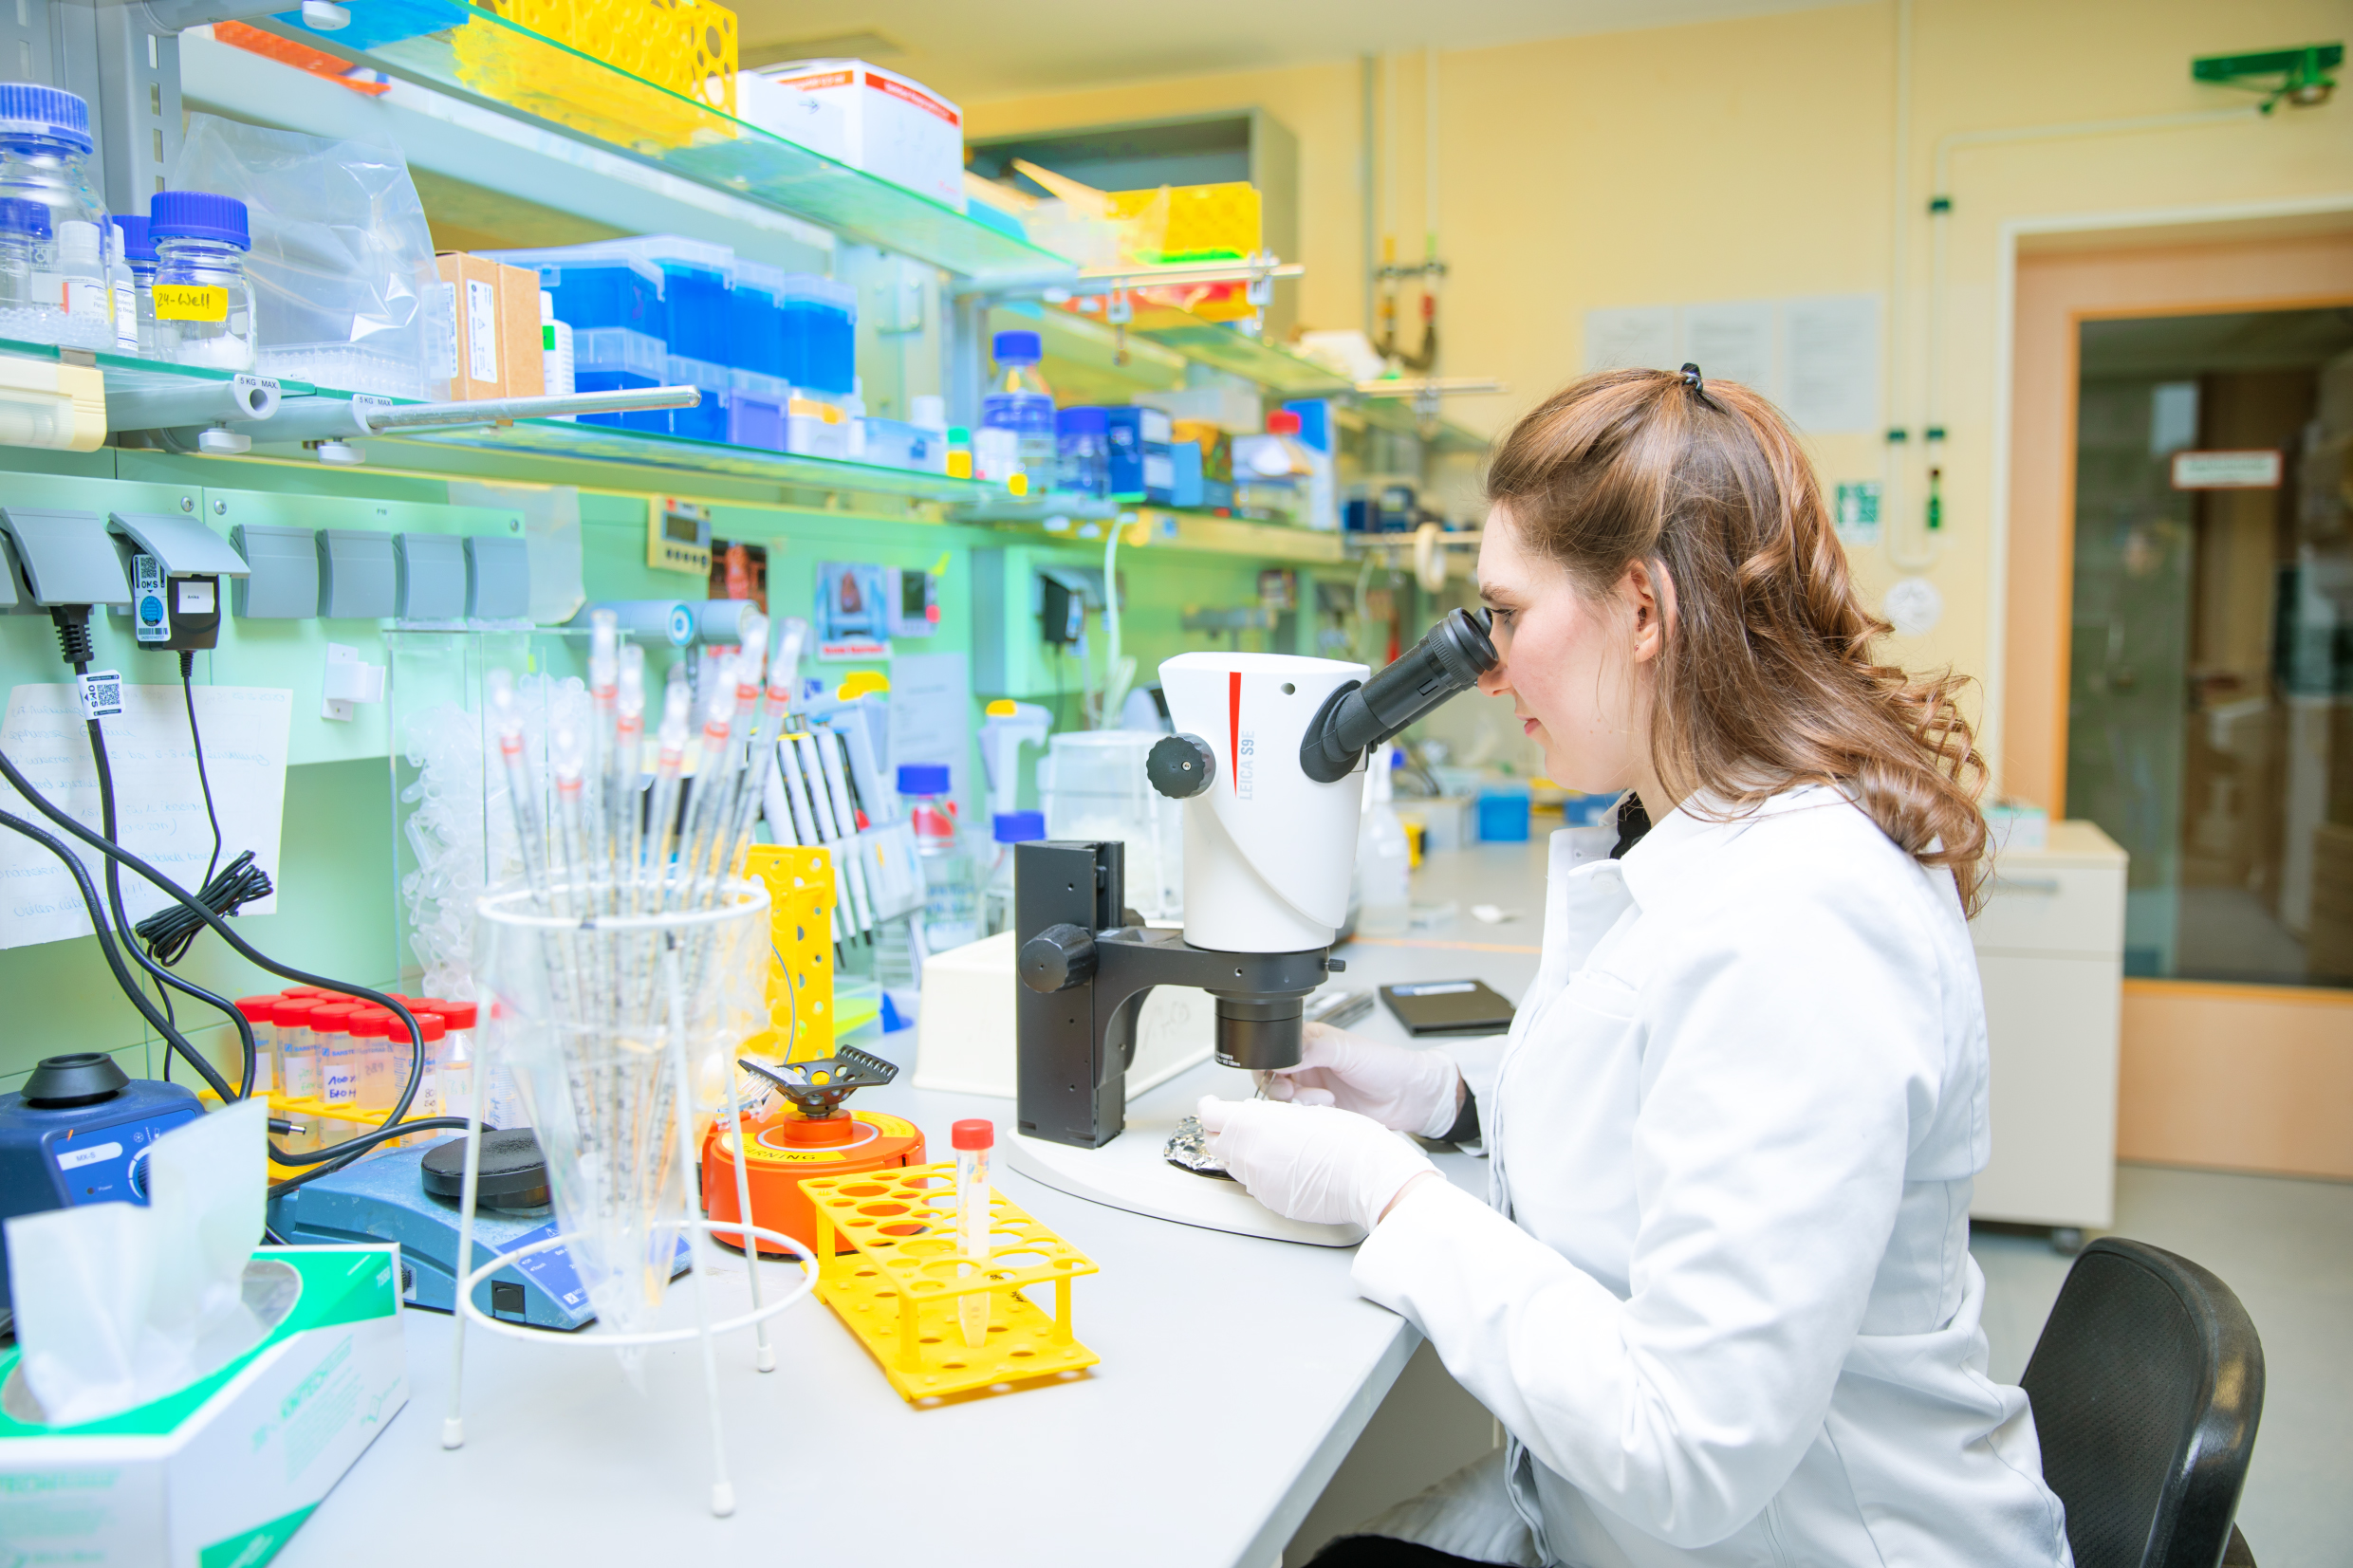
[{"xmin": 446, "ymin": 877, "xmax": 811, "ymax": 1517}]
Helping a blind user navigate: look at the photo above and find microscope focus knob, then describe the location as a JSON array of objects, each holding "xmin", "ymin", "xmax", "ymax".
[
  {"xmin": 1148, "ymin": 732, "xmax": 1217, "ymax": 799},
  {"xmin": 1019, "ymin": 923, "xmax": 1098, "ymax": 992}
]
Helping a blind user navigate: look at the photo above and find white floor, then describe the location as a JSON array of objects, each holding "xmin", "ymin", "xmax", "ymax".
[
  {"xmin": 1290, "ymin": 1161, "xmax": 2349, "ymax": 1566},
  {"xmin": 1972, "ymin": 1163, "xmax": 2353, "ymax": 1568}
]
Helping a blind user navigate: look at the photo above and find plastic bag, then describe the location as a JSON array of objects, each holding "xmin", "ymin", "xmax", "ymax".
[{"xmin": 170, "ymin": 113, "xmax": 445, "ymax": 400}]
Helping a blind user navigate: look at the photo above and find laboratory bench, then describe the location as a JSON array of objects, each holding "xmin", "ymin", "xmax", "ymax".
[{"xmin": 274, "ymin": 839, "xmax": 1554, "ymax": 1568}]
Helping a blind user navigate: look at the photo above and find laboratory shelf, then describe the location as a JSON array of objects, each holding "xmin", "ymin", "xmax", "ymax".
[
  {"xmin": 375, "ymin": 416, "xmax": 1005, "ymax": 502},
  {"xmin": 980, "ymin": 507, "xmax": 1346, "ymax": 565},
  {"xmin": 1039, "ymin": 305, "xmax": 1491, "ymax": 451},
  {"xmin": 256, "ymin": 9, "xmax": 1074, "ymax": 284}
]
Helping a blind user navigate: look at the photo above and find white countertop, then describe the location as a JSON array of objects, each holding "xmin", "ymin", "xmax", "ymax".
[{"xmin": 277, "ymin": 839, "xmax": 1554, "ymax": 1568}]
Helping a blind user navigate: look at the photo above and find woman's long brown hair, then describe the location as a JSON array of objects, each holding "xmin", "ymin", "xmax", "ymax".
[{"xmin": 1487, "ymin": 368, "xmax": 1991, "ymax": 913}]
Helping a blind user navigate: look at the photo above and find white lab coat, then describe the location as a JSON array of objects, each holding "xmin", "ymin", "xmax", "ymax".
[{"xmin": 1350, "ymin": 786, "xmax": 2074, "ymax": 1568}]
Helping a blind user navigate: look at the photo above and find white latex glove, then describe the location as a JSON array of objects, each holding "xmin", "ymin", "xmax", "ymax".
[
  {"xmin": 1258, "ymin": 1023, "xmax": 1465, "ymax": 1138},
  {"xmin": 1196, "ymin": 1096, "xmax": 1436, "ymax": 1232}
]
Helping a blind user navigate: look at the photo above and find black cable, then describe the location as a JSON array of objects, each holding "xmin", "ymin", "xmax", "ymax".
[
  {"xmin": 0, "ymin": 809, "xmax": 235, "ymax": 1102},
  {"xmin": 81, "ymin": 688, "xmax": 258, "ymax": 1102},
  {"xmin": 180, "ymin": 649, "xmax": 221, "ymax": 888},
  {"xmin": 0, "ymin": 737, "xmax": 426, "ymax": 1193},
  {"xmin": 134, "ymin": 852, "xmax": 272, "ymax": 966}
]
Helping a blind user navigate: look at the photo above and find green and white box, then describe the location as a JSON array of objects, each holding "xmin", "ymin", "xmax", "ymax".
[{"xmin": 0, "ymin": 1244, "xmax": 406, "ymax": 1567}]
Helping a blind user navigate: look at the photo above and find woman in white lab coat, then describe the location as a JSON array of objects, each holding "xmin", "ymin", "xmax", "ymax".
[{"xmin": 1197, "ymin": 367, "xmax": 2073, "ymax": 1568}]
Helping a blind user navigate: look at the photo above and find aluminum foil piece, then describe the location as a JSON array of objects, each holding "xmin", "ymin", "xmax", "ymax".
[{"xmin": 1164, "ymin": 1116, "xmax": 1233, "ymax": 1180}]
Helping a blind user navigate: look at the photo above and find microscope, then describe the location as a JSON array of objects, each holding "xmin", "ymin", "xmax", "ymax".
[{"xmin": 1005, "ymin": 609, "xmax": 1496, "ymax": 1240}]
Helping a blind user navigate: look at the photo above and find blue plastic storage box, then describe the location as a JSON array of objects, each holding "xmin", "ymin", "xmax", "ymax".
[
  {"xmin": 1477, "ymin": 786, "xmax": 1532, "ymax": 842},
  {"xmin": 728, "ymin": 259, "xmax": 787, "ymax": 381},
  {"xmin": 776, "ymin": 275, "xmax": 856, "ymax": 397}
]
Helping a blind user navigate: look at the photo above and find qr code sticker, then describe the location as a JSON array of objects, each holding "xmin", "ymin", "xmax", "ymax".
[{"xmin": 78, "ymin": 670, "xmax": 123, "ymax": 719}]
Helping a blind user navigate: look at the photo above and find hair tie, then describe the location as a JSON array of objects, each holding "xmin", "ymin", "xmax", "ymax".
[{"xmin": 1678, "ymin": 362, "xmax": 1720, "ymax": 410}]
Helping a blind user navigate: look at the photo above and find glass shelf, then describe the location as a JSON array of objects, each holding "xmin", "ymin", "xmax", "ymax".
[
  {"xmin": 1121, "ymin": 307, "xmax": 1354, "ymax": 397},
  {"xmin": 258, "ymin": 9, "xmax": 1074, "ymax": 283},
  {"xmin": 378, "ymin": 415, "xmax": 1004, "ymax": 501}
]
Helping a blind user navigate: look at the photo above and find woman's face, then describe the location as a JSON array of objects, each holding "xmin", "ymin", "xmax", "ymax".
[{"xmin": 1473, "ymin": 507, "xmax": 1658, "ymax": 798}]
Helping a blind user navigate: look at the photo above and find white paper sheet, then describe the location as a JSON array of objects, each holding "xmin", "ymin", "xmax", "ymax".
[
  {"xmin": 1678, "ymin": 299, "xmax": 1777, "ymax": 397},
  {"xmin": 0, "ymin": 683, "xmax": 292, "ymax": 949},
  {"xmin": 1783, "ymin": 294, "xmax": 1881, "ymax": 434},
  {"xmin": 884, "ymin": 651, "xmax": 974, "ymax": 813},
  {"xmin": 1583, "ymin": 305, "xmax": 1677, "ymax": 373}
]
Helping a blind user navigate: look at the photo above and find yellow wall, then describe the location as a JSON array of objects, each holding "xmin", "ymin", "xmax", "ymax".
[{"xmin": 968, "ymin": 0, "xmax": 2353, "ymax": 787}]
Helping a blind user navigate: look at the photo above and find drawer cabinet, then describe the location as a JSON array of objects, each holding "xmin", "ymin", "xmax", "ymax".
[{"xmin": 1968, "ymin": 821, "xmax": 2127, "ymax": 1231}]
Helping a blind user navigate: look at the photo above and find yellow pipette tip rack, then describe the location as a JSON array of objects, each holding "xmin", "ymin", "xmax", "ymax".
[{"xmin": 805, "ymin": 1163, "xmax": 1100, "ymax": 1403}]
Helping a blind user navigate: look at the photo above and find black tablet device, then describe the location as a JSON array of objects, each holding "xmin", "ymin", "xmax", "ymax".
[{"xmin": 1378, "ymin": 980, "xmax": 1516, "ymax": 1037}]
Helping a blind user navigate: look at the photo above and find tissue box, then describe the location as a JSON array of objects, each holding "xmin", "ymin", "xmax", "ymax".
[{"xmin": 0, "ymin": 1245, "xmax": 406, "ymax": 1567}]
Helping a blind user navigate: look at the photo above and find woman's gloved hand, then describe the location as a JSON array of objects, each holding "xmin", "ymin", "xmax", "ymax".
[
  {"xmin": 1196, "ymin": 1096, "xmax": 1436, "ymax": 1231},
  {"xmin": 1258, "ymin": 1023, "xmax": 1465, "ymax": 1138}
]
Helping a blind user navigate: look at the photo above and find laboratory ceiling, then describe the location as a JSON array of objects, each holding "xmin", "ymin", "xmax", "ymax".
[{"xmin": 732, "ymin": 0, "xmax": 1854, "ymax": 102}]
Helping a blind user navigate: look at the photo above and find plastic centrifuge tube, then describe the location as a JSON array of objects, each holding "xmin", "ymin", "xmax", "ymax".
[
  {"xmin": 232, "ymin": 995, "xmax": 277, "ymax": 1096},
  {"xmin": 953, "ymin": 1118, "xmax": 994, "ymax": 1348}
]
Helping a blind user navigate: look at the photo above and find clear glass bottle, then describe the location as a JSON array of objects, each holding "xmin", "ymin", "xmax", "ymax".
[
  {"xmin": 899, "ymin": 763, "xmax": 979, "ymax": 951},
  {"xmin": 0, "ymin": 83, "xmax": 115, "ymax": 350},
  {"xmin": 1357, "ymin": 747, "xmax": 1412, "ymax": 937},
  {"xmin": 981, "ymin": 808, "xmax": 1044, "ymax": 936},
  {"xmin": 1055, "ymin": 405, "xmax": 1109, "ymax": 498},
  {"xmin": 108, "ymin": 212, "xmax": 147, "ymax": 356},
  {"xmin": 980, "ymin": 328, "xmax": 1056, "ymax": 486},
  {"xmin": 148, "ymin": 190, "xmax": 255, "ymax": 370},
  {"xmin": 0, "ymin": 198, "xmax": 46, "ymax": 334}
]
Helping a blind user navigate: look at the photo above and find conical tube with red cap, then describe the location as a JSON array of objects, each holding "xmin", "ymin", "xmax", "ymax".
[{"xmin": 953, "ymin": 1118, "xmax": 993, "ymax": 1348}]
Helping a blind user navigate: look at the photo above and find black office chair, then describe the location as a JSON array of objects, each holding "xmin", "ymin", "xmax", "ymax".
[{"xmin": 2021, "ymin": 1237, "xmax": 2265, "ymax": 1568}]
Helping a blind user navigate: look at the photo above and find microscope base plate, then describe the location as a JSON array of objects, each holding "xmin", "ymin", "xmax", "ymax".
[{"xmin": 1004, "ymin": 1095, "xmax": 1365, "ymax": 1248}]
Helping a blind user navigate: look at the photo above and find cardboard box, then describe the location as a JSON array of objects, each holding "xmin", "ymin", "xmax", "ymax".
[
  {"xmin": 435, "ymin": 252, "xmax": 547, "ymax": 401},
  {"xmin": 736, "ymin": 61, "xmax": 964, "ymax": 211},
  {"xmin": 0, "ymin": 1244, "xmax": 407, "ymax": 1567}
]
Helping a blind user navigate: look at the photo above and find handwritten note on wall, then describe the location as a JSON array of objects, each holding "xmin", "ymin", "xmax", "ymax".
[
  {"xmin": 0, "ymin": 683, "xmax": 291, "ymax": 950},
  {"xmin": 1584, "ymin": 294, "xmax": 1882, "ymax": 434}
]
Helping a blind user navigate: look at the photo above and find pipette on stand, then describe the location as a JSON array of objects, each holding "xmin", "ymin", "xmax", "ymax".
[{"xmin": 612, "ymin": 647, "xmax": 646, "ymax": 913}]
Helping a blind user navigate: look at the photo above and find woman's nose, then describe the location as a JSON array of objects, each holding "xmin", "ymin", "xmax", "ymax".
[{"xmin": 1477, "ymin": 662, "xmax": 1510, "ymax": 697}]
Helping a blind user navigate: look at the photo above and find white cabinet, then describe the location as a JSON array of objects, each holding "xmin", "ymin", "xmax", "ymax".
[{"xmin": 1968, "ymin": 821, "xmax": 2127, "ymax": 1230}]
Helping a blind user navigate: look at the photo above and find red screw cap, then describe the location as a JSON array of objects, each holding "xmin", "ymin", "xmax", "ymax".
[{"xmin": 952, "ymin": 1118, "xmax": 994, "ymax": 1151}]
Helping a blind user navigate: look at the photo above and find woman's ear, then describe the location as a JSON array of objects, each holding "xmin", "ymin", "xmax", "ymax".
[{"xmin": 1623, "ymin": 560, "xmax": 1669, "ymax": 664}]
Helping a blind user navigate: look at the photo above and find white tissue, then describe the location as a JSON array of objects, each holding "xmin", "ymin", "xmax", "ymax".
[{"xmin": 5, "ymin": 1098, "xmax": 269, "ymax": 1426}]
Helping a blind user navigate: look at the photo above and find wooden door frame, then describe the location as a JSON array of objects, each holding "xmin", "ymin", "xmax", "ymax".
[{"xmin": 1989, "ymin": 192, "xmax": 2353, "ymax": 806}]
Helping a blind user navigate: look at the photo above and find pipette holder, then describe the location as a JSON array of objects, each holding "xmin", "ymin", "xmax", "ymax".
[
  {"xmin": 805, "ymin": 1162, "xmax": 1100, "ymax": 1402},
  {"xmin": 450, "ymin": 881, "xmax": 814, "ymax": 1517}
]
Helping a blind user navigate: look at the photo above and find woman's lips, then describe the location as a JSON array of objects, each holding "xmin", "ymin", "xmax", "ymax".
[{"xmin": 1522, "ymin": 718, "xmax": 1539, "ymax": 736}]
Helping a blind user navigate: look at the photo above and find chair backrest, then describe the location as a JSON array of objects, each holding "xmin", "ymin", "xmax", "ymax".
[{"xmin": 2020, "ymin": 1237, "xmax": 2265, "ymax": 1568}]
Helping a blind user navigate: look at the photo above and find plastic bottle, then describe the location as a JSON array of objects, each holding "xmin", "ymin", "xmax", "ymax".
[
  {"xmin": 981, "ymin": 808, "xmax": 1045, "ymax": 936},
  {"xmin": 105, "ymin": 212, "xmax": 139, "ymax": 356},
  {"xmin": 148, "ymin": 190, "xmax": 255, "ymax": 370},
  {"xmin": 1055, "ymin": 405, "xmax": 1109, "ymax": 498},
  {"xmin": 843, "ymin": 374, "xmax": 867, "ymax": 461},
  {"xmin": 308, "ymin": 1003, "xmax": 366, "ymax": 1147},
  {"xmin": 541, "ymin": 288, "xmax": 574, "ymax": 399},
  {"xmin": 1357, "ymin": 747, "xmax": 1411, "ymax": 937},
  {"xmin": 270, "ymin": 995, "xmax": 324, "ymax": 1153},
  {"xmin": 0, "ymin": 84, "xmax": 116, "ymax": 351},
  {"xmin": 231, "ymin": 995, "xmax": 278, "ymax": 1097},
  {"xmin": 431, "ymin": 999, "xmax": 480, "ymax": 1124},
  {"xmin": 899, "ymin": 763, "xmax": 978, "ymax": 951},
  {"xmin": 980, "ymin": 329, "xmax": 1055, "ymax": 487}
]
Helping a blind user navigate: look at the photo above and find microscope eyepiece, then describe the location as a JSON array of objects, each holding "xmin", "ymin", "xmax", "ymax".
[{"xmin": 1298, "ymin": 606, "xmax": 1499, "ymax": 784}]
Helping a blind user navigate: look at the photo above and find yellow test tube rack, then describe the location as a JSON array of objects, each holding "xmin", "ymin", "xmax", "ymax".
[{"xmin": 804, "ymin": 1164, "xmax": 1100, "ymax": 1403}]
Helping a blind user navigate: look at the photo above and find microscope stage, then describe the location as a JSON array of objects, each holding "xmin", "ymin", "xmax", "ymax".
[{"xmin": 1002, "ymin": 1065, "xmax": 1365, "ymax": 1248}]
